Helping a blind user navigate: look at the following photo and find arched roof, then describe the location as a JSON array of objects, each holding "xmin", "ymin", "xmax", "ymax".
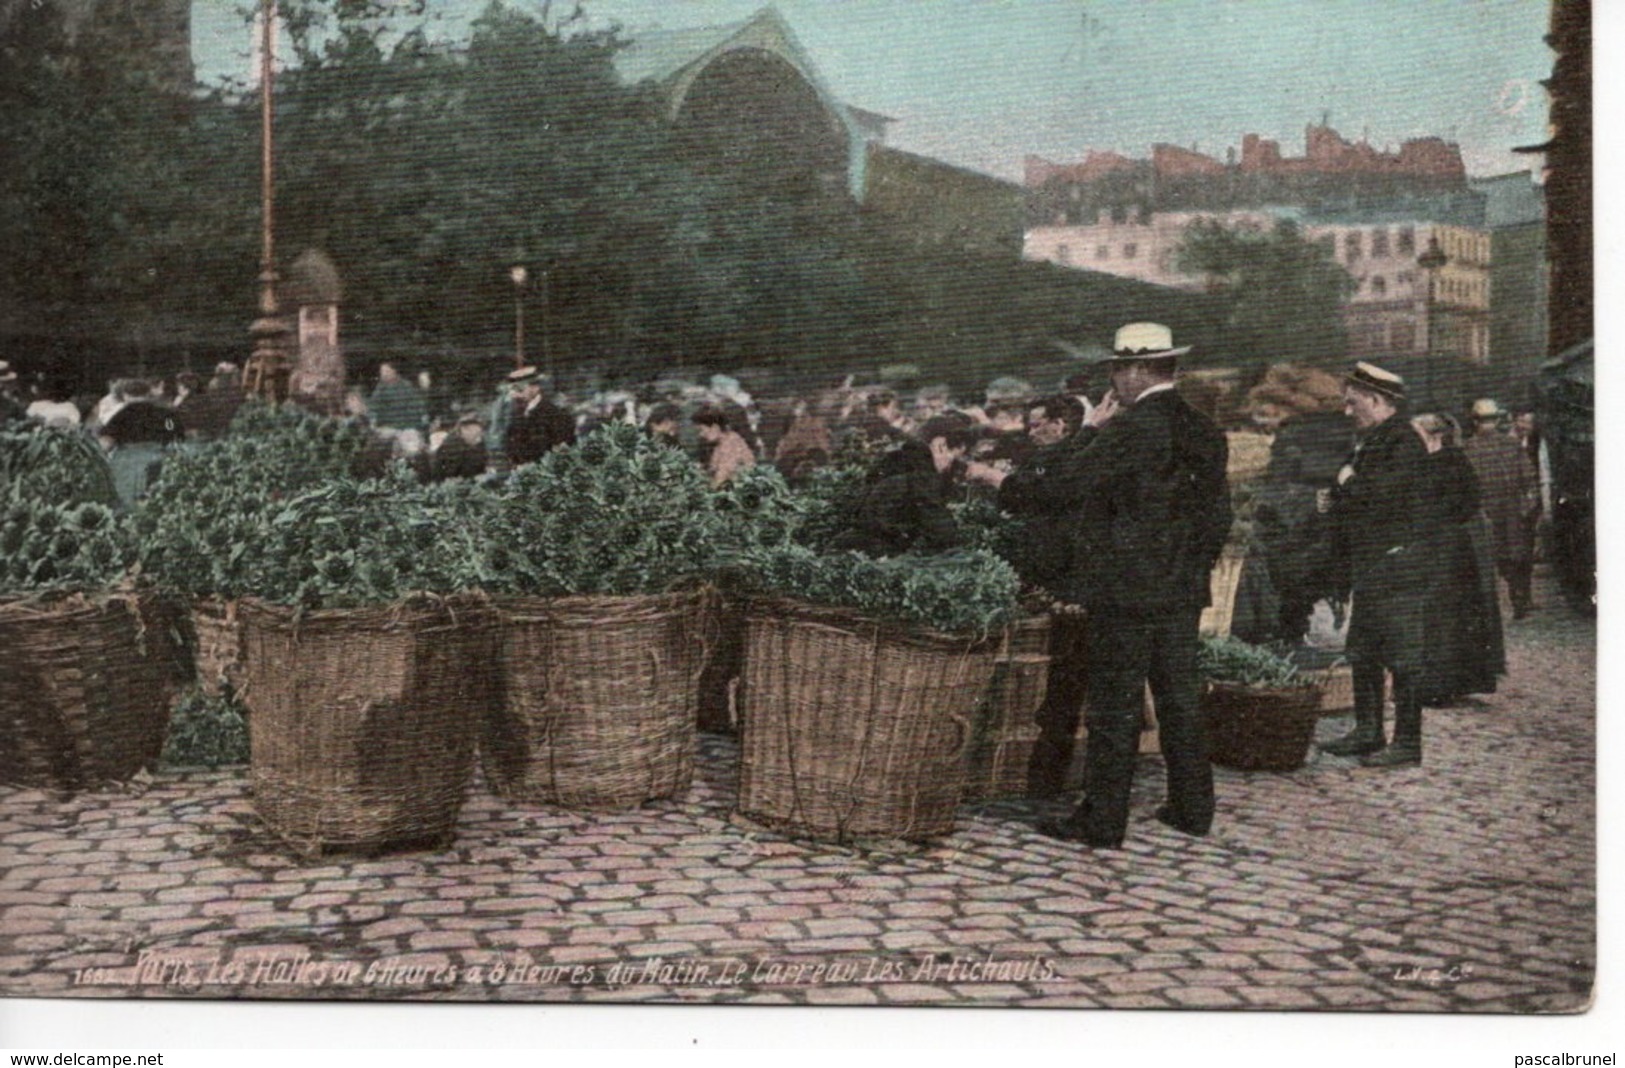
[{"xmin": 612, "ymin": 6, "xmax": 875, "ymax": 199}]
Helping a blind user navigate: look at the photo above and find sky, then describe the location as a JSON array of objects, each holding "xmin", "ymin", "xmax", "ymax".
[{"xmin": 191, "ymin": 0, "xmax": 1553, "ymax": 181}]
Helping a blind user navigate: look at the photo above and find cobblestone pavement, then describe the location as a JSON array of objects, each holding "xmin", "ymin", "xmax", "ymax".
[{"xmin": 0, "ymin": 576, "xmax": 1594, "ymax": 1013}]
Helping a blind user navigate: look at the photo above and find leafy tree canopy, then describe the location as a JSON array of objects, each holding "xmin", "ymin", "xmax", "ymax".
[{"xmin": 1176, "ymin": 217, "xmax": 1354, "ymax": 367}]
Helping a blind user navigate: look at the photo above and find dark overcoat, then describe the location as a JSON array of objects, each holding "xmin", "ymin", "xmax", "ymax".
[
  {"xmin": 828, "ymin": 441, "xmax": 960, "ymax": 557},
  {"xmin": 1009, "ymin": 388, "xmax": 1231, "ymax": 612},
  {"xmin": 1462, "ymin": 430, "xmax": 1538, "ymax": 562},
  {"xmin": 1331, "ymin": 413, "xmax": 1433, "ymax": 673},
  {"xmin": 505, "ymin": 398, "xmax": 577, "ymax": 467}
]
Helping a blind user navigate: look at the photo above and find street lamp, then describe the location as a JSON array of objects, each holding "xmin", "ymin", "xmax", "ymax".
[
  {"xmin": 509, "ymin": 265, "xmax": 528, "ymax": 368},
  {"xmin": 244, "ymin": 0, "xmax": 291, "ymax": 402},
  {"xmin": 1416, "ymin": 233, "xmax": 1448, "ymax": 404}
]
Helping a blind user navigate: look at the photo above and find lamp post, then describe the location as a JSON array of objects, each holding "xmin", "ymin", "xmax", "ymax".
[
  {"xmin": 1416, "ymin": 232, "xmax": 1448, "ymax": 405},
  {"xmin": 245, "ymin": 0, "xmax": 291, "ymax": 402},
  {"xmin": 509, "ymin": 265, "xmax": 528, "ymax": 368}
]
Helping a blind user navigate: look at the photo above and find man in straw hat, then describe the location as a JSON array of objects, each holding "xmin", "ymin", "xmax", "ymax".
[
  {"xmin": 992, "ymin": 322, "xmax": 1231, "ymax": 847},
  {"xmin": 1319, "ymin": 361, "xmax": 1433, "ymax": 767},
  {"xmin": 504, "ymin": 365, "xmax": 575, "ymax": 468}
]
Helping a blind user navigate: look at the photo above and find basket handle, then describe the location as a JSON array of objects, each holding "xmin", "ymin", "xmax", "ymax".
[{"xmin": 945, "ymin": 711, "xmax": 974, "ymax": 763}]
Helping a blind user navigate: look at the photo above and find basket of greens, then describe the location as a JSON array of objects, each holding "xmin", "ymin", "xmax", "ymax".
[
  {"xmin": 232, "ymin": 475, "xmax": 494, "ymax": 854},
  {"xmin": 729, "ymin": 545, "xmax": 1018, "ymax": 843},
  {"xmin": 1197, "ymin": 635, "xmax": 1321, "ymax": 771},
  {"xmin": 0, "ymin": 494, "xmax": 176, "ymax": 792},
  {"xmin": 474, "ymin": 425, "xmax": 719, "ymax": 811},
  {"xmin": 127, "ymin": 404, "xmax": 372, "ymax": 695}
]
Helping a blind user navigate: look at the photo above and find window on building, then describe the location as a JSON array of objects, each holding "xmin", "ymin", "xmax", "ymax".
[
  {"xmin": 1345, "ymin": 232, "xmax": 1362, "ymax": 261},
  {"xmin": 1392, "ymin": 322, "xmax": 1416, "ymax": 352},
  {"xmin": 1371, "ymin": 276, "xmax": 1387, "ymax": 296},
  {"xmin": 1057, "ymin": 245, "xmax": 1071, "ymax": 265},
  {"xmin": 1397, "ymin": 227, "xmax": 1415, "ymax": 255},
  {"xmin": 1371, "ymin": 230, "xmax": 1390, "ymax": 257},
  {"xmin": 1096, "ymin": 246, "xmax": 1110, "ymax": 260},
  {"xmin": 1122, "ymin": 243, "xmax": 1138, "ymax": 259}
]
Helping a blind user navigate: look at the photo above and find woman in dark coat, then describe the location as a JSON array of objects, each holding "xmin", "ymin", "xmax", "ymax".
[{"xmin": 1413, "ymin": 413, "xmax": 1505, "ymax": 703}]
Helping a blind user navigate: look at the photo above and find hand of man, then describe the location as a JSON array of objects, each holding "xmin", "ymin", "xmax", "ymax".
[
  {"xmin": 1084, "ymin": 390, "xmax": 1121, "ymax": 428},
  {"xmin": 962, "ymin": 459, "xmax": 1007, "ymax": 488}
]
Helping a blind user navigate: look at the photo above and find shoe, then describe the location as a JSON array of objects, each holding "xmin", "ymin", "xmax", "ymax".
[
  {"xmin": 1154, "ymin": 804, "xmax": 1210, "ymax": 838},
  {"xmin": 1319, "ymin": 730, "xmax": 1385, "ymax": 757},
  {"xmin": 1359, "ymin": 744, "xmax": 1420, "ymax": 768},
  {"xmin": 1036, "ymin": 817, "xmax": 1122, "ymax": 850}
]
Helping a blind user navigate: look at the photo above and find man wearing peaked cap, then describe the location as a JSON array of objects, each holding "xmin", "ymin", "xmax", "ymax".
[
  {"xmin": 984, "ymin": 322, "xmax": 1230, "ymax": 848},
  {"xmin": 1320, "ymin": 360, "xmax": 1434, "ymax": 767}
]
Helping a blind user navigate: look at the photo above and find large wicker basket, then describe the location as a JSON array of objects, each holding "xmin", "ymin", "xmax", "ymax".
[
  {"xmin": 736, "ymin": 598, "xmax": 998, "ymax": 843},
  {"xmin": 0, "ymin": 594, "xmax": 177, "ymax": 792},
  {"xmin": 481, "ymin": 589, "xmax": 710, "ymax": 810},
  {"xmin": 189, "ymin": 597, "xmax": 243, "ymax": 696},
  {"xmin": 1202, "ymin": 680, "xmax": 1321, "ymax": 772},
  {"xmin": 962, "ymin": 613, "xmax": 1052, "ymax": 801},
  {"xmin": 237, "ymin": 597, "xmax": 493, "ymax": 854},
  {"xmin": 1300, "ymin": 662, "xmax": 1355, "ymax": 716}
]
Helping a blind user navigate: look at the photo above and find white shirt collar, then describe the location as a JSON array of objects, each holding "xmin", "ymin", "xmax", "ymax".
[{"xmin": 1132, "ymin": 381, "xmax": 1177, "ymax": 403}]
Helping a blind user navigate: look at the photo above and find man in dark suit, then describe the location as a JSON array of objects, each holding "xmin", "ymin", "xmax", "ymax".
[
  {"xmin": 977, "ymin": 323, "xmax": 1231, "ymax": 847},
  {"xmin": 504, "ymin": 366, "xmax": 576, "ymax": 468},
  {"xmin": 1318, "ymin": 362, "xmax": 1433, "ymax": 767}
]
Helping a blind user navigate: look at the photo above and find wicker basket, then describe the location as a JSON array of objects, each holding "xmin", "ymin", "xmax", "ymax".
[
  {"xmin": 1301, "ymin": 662, "xmax": 1355, "ymax": 716},
  {"xmin": 1198, "ymin": 547, "xmax": 1246, "ymax": 638},
  {"xmin": 736, "ymin": 597, "xmax": 998, "ymax": 843},
  {"xmin": 482, "ymin": 589, "xmax": 709, "ymax": 810},
  {"xmin": 237, "ymin": 597, "xmax": 493, "ymax": 854},
  {"xmin": 962, "ymin": 614, "xmax": 1052, "ymax": 801},
  {"xmin": 1202, "ymin": 680, "xmax": 1321, "ymax": 772},
  {"xmin": 0, "ymin": 594, "xmax": 177, "ymax": 792},
  {"xmin": 190, "ymin": 597, "xmax": 243, "ymax": 696}
]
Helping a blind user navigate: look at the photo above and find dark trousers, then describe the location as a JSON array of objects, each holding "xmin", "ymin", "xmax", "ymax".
[
  {"xmin": 1347, "ymin": 582, "xmax": 1426, "ymax": 746},
  {"xmin": 1078, "ymin": 604, "xmax": 1213, "ymax": 843},
  {"xmin": 1497, "ymin": 556, "xmax": 1534, "ymax": 615}
]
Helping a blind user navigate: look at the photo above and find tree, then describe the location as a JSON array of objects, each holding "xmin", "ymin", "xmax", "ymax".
[{"xmin": 1176, "ymin": 217, "xmax": 1354, "ymax": 366}]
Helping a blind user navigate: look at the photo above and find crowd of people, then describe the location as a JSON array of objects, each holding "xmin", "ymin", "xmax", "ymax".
[{"xmin": 0, "ymin": 328, "xmax": 1544, "ymax": 847}]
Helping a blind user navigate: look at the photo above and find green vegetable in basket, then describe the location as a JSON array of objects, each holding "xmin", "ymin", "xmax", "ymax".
[
  {"xmin": 1198, "ymin": 635, "xmax": 1306, "ymax": 689},
  {"xmin": 237, "ymin": 474, "xmax": 486, "ymax": 608},
  {"xmin": 732, "ymin": 543, "xmax": 1021, "ymax": 637},
  {"xmin": 0, "ymin": 496, "xmax": 130, "ymax": 595},
  {"xmin": 0, "ymin": 428, "xmax": 119, "ymax": 507},
  {"xmin": 483, "ymin": 423, "xmax": 723, "ymax": 596},
  {"xmin": 128, "ymin": 405, "xmax": 373, "ymax": 598}
]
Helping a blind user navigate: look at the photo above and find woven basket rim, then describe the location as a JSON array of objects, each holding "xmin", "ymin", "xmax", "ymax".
[
  {"xmin": 236, "ymin": 594, "xmax": 485, "ymax": 633},
  {"xmin": 1204, "ymin": 678, "xmax": 1322, "ymax": 696},
  {"xmin": 0, "ymin": 589, "xmax": 153, "ymax": 621},
  {"xmin": 741, "ymin": 594, "xmax": 999, "ymax": 652}
]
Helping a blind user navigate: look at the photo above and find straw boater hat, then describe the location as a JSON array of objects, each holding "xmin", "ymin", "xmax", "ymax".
[
  {"xmin": 1107, "ymin": 322, "xmax": 1191, "ymax": 361},
  {"xmin": 0, "ymin": 361, "xmax": 17, "ymax": 384},
  {"xmin": 1470, "ymin": 398, "xmax": 1505, "ymax": 420},
  {"xmin": 506, "ymin": 365, "xmax": 544, "ymax": 386},
  {"xmin": 1344, "ymin": 361, "xmax": 1405, "ymax": 401}
]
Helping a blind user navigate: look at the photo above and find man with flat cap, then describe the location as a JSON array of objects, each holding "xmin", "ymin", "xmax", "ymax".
[
  {"xmin": 1319, "ymin": 361, "xmax": 1433, "ymax": 767},
  {"xmin": 977, "ymin": 323, "xmax": 1231, "ymax": 848}
]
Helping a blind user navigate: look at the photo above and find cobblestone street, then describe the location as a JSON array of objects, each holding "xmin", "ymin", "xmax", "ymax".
[{"xmin": 0, "ymin": 575, "xmax": 1595, "ymax": 1016}]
